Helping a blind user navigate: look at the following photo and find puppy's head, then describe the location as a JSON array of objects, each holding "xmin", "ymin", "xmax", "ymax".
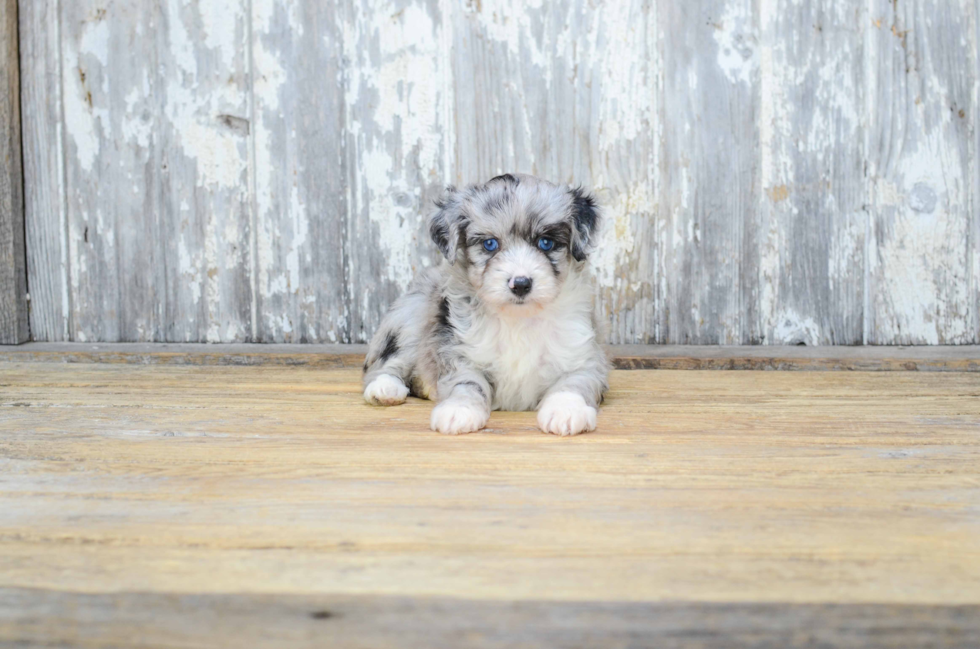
[{"xmin": 430, "ymin": 174, "xmax": 600, "ymax": 312}]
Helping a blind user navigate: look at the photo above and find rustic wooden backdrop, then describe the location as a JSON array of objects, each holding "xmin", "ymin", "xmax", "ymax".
[
  {"xmin": 1, "ymin": 0, "xmax": 28, "ymax": 344},
  {"xmin": 13, "ymin": 0, "xmax": 980, "ymax": 345}
]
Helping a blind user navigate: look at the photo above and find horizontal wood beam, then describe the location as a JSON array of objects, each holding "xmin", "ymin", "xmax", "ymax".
[
  {"xmin": 0, "ymin": 0, "xmax": 27, "ymax": 345},
  {"xmin": 3, "ymin": 588, "xmax": 978, "ymax": 649},
  {"xmin": 1, "ymin": 343, "xmax": 978, "ymax": 372}
]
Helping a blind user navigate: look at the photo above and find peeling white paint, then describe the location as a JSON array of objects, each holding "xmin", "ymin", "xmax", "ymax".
[
  {"xmin": 285, "ymin": 186, "xmax": 308, "ymax": 293},
  {"xmin": 63, "ymin": 30, "xmax": 107, "ymax": 173},
  {"xmin": 251, "ymin": 0, "xmax": 289, "ymax": 320},
  {"xmin": 166, "ymin": 1, "xmax": 199, "ymax": 78},
  {"xmin": 347, "ymin": 0, "xmax": 446, "ymax": 292},
  {"xmin": 828, "ymin": 217, "xmax": 864, "ymax": 294},
  {"xmin": 178, "ymin": 237, "xmax": 203, "ymax": 306},
  {"xmin": 78, "ymin": 16, "xmax": 110, "ymax": 66},
  {"xmin": 161, "ymin": 3, "xmax": 248, "ymax": 191},
  {"xmin": 713, "ymin": 2, "xmax": 758, "ymax": 85},
  {"xmin": 757, "ymin": 0, "xmax": 868, "ymax": 344},
  {"xmin": 37, "ymin": 0, "xmax": 980, "ymax": 345},
  {"xmin": 596, "ymin": 2, "xmax": 650, "ymax": 151},
  {"xmin": 772, "ymin": 309, "xmax": 821, "ymax": 346},
  {"xmin": 177, "ymin": 120, "xmax": 245, "ymax": 188},
  {"xmin": 478, "ymin": 0, "xmax": 550, "ymax": 78},
  {"xmin": 121, "ymin": 85, "xmax": 152, "ymax": 149},
  {"xmin": 200, "ymin": 0, "xmax": 243, "ymax": 66},
  {"xmin": 591, "ymin": 182, "xmax": 652, "ymax": 291},
  {"xmin": 867, "ymin": 1, "xmax": 973, "ymax": 345}
]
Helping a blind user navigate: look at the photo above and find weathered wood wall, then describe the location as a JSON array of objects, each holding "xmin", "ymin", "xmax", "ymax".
[
  {"xmin": 0, "ymin": 0, "xmax": 28, "ymax": 344},
  {"xmin": 18, "ymin": 0, "xmax": 980, "ymax": 344}
]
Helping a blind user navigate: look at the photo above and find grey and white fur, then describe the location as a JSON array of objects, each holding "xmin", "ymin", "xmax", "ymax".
[{"xmin": 362, "ymin": 174, "xmax": 609, "ymax": 436}]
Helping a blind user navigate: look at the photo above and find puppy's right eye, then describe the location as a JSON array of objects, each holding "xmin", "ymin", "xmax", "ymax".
[{"xmin": 483, "ymin": 239, "xmax": 500, "ymax": 252}]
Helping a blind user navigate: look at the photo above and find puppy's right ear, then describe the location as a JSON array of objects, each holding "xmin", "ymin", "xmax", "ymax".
[
  {"xmin": 567, "ymin": 186, "xmax": 601, "ymax": 262},
  {"xmin": 429, "ymin": 186, "xmax": 467, "ymax": 265}
]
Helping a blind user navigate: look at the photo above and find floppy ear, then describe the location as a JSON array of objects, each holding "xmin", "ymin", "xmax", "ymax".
[
  {"xmin": 429, "ymin": 187, "xmax": 467, "ymax": 264},
  {"xmin": 568, "ymin": 186, "xmax": 600, "ymax": 262}
]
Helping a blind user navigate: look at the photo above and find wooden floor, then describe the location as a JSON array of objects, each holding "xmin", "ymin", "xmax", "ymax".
[{"xmin": 2, "ymin": 359, "xmax": 980, "ymax": 647}]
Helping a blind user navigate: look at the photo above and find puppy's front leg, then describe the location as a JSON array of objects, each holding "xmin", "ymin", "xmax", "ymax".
[
  {"xmin": 430, "ymin": 372, "xmax": 492, "ymax": 435},
  {"xmin": 537, "ymin": 371, "xmax": 606, "ymax": 437}
]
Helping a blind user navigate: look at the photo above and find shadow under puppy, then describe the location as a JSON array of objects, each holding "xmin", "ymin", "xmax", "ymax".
[{"xmin": 363, "ymin": 174, "xmax": 609, "ymax": 436}]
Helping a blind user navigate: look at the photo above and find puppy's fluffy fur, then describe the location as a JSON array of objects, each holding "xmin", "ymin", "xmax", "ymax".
[{"xmin": 362, "ymin": 174, "xmax": 609, "ymax": 436}]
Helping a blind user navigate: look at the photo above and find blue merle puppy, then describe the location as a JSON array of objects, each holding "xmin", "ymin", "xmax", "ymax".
[{"xmin": 362, "ymin": 174, "xmax": 609, "ymax": 436}]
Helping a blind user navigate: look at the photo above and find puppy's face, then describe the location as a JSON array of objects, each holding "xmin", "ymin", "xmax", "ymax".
[{"xmin": 430, "ymin": 174, "xmax": 600, "ymax": 313}]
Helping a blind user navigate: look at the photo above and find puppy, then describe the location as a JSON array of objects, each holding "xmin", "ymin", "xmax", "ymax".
[{"xmin": 362, "ymin": 174, "xmax": 609, "ymax": 436}]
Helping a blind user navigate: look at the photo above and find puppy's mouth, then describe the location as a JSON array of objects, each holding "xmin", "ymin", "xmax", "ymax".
[
  {"xmin": 509, "ymin": 295, "xmax": 539, "ymax": 306},
  {"xmin": 498, "ymin": 298, "xmax": 546, "ymax": 317}
]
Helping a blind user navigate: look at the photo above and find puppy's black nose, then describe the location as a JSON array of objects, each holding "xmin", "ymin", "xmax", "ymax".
[{"xmin": 510, "ymin": 276, "xmax": 533, "ymax": 297}]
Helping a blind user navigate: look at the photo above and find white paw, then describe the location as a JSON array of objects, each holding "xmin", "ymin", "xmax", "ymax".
[
  {"xmin": 364, "ymin": 374, "xmax": 409, "ymax": 406},
  {"xmin": 430, "ymin": 398, "xmax": 489, "ymax": 435},
  {"xmin": 537, "ymin": 391, "xmax": 597, "ymax": 436}
]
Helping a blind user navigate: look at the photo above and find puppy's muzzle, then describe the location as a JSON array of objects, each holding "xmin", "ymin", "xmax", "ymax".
[{"xmin": 509, "ymin": 276, "xmax": 533, "ymax": 298}]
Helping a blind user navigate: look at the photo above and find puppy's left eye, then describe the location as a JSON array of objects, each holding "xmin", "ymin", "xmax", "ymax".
[{"xmin": 537, "ymin": 238, "xmax": 555, "ymax": 252}]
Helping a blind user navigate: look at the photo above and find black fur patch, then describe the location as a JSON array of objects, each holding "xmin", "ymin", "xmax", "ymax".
[
  {"xmin": 455, "ymin": 380, "xmax": 487, "ymax": 400},
  {"xmin": 379, "ymin": 332, "xmax": 399, "ymax": 363},
  {"xmin": 489, "ymin": 173, "xmax": 518, "ymax": 185},
  {"xmin": 436, "ymin": 297, "xmax": 456, "ymax": 342},
  {"xmin": 437, "ymin": 297, "xmax": 451, "ymax": 327},
  {"xmin": 510, "ymin": 219, "xmax": 536, "ymax": 242},
  {"xmin": 569, "ymin": 186, "xmax": 599, "ymax": 262},
  {"xmin": 483, "ymin": 193, "xmax": 508, "ymax": 214}
]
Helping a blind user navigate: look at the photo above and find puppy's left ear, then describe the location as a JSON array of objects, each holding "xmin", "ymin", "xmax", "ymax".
[
  {"xmin": 429, "ymin": 186, "xmax": 467, "ymax": 265},
  {"xmin": 568, "ymin": 186, "xmax": 601, "ymax": 262}
]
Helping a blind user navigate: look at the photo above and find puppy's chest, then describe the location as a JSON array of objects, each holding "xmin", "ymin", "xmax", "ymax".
[{"xmin": 461, "ymin": 315, "xmax": 590, "ymax": 411}]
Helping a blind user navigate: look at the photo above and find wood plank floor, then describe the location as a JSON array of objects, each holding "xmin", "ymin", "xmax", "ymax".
[{"xmin": 1, "ymin": 362, "xmax": 979, "ymax": 647}]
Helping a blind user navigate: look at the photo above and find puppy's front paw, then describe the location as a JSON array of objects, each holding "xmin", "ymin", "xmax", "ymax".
[
  {"xmin": 364, "ymin": 374, "xmax": 409, "ymax": 406},
  {"xmin": 537, "ymin": 391, "xmax": 597, "ymax": 436},
  {"xmin": 430, "ymin": 399, "xmax": 489, "ymax": 435}
]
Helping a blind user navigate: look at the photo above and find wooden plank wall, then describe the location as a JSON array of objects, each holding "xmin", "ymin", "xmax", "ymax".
[
  {"xmin": 17, "ymin": 0, "xmax": 980, "ymax": 344},
  {"xmin": 0, "ymin": 0, "xmax": 28, "ymax": 344}
]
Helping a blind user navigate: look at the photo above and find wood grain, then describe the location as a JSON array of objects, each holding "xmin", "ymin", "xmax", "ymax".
[
  {"xmin": 251, "ymin": 0, "xmax": 348, "ymax": 343},
  {"xmin": 60, "ymin": 1, "xmax": 252, "ymax": 342},
  {"xmin": 975, "ymin": 0, "xmax": 980, "ymax": 347},
  {"xmin": 0, "ymin": 0, "xmax": 28, "ymax": 345},
  {"xmin": 660, "ymin": 0, "xmax": 760, "ymax": 344},
  {"xmin": 1, "ymin": 364, "xmax": 979, "ymax": 610},
  {"xmin": 18, "ymin": 0, "xmax": 68, "ymax": 342},
  {"xmin": 757, "ymin": 0, "xmax": 866, "ymax": 345},
  {"xmin": 3, "ymin": 589, "xmax": 979, "ymax": 648},
  {"xmin": 15, "ymin": 1, "xmax": 980, "ymax": 345},
  {"xmin": 867, "ymin": 0, "xmax": 977, "ymax": 344},
  {"xmin": 344, "ymin": 0, "xmax": 449, "ymax": 343}
]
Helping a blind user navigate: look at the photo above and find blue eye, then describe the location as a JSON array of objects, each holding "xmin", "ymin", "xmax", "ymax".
[
  {"xmin": 537, "ymin": 238, "xmax": 555, "ymax": 252},
  {"xmin": 483, "ymin": 238, "xmax": 499, "ymax": 252}
]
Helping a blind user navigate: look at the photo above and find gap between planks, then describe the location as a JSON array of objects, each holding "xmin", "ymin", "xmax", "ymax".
[{"xmin": 0, "ymin": 343, "xmax": 979, "ymax": 371}]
